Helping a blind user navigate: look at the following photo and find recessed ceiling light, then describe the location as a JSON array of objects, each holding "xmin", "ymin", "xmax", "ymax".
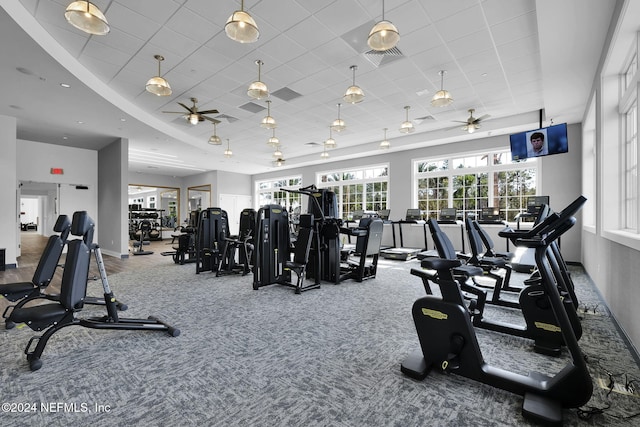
[
  {"xmin": 120, "ymin": 118, "xmax": 126, "ymax": 122},
  {"xmin": 77, "ymin": 121, "xmax": 84, "ymax": 124},
  {"xmin": 62, "ymin": 136, "xmax": 68, "ymax": 140},
  {"xmin": 60, "ymin": 83, "xmax": 71, "ymax": 88}
]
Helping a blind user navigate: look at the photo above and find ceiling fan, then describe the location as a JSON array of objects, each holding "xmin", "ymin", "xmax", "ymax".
[
  {"xmin": 163, "ymin": 97, "xmax": 220, "ymax": 125},
  {"xmin": 453, "ymin": 108, "xmax": 490, "ymax": 133}
]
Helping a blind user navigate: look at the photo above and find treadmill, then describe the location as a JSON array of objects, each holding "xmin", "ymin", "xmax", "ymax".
[{"xmin": 380, "ymin": 209, "xmax": 426, "ymax": 261}]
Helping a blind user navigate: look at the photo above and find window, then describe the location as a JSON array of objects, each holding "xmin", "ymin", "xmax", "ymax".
[
  {"xmin": 624, "ymin": 101, "xmax": 637, "ymax": 231},
  {"xmin": 317, "ymin": 165, "xmax": 389, "ymax": 219},
  {"xmin": 255, "ymin": 176, "xmax": 303, "ymax": 211},
  {"xmin": 415, "ymin": 151, "xmax": 537, "ymax": 221}
]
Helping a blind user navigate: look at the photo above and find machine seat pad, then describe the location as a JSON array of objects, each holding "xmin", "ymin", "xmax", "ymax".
[
  {"xmin": 421, "ymin": 257, "xmax": 462, "ymax": 271},
  {"xmin": 479, "ymin": 256, "xmax": 507, "ymax": 268},
  {"xmin": 453, "ymin": 265, "xmax": 484, "ymax": 277},
  {"xmin": 1, "ymin": 282, "xmax": 36, "ymax": 296},
  {"xmin": 9, "ymin": 303, "xmax": 69, "ymax": 324}
]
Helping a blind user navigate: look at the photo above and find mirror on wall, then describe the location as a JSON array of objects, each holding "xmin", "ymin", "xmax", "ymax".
[
  {"xmin": 128, "ymin": 185, "xmax": 180, "ymax": 230},
  {"xmin": 188, "ymin": 184, "xmax": 211, "ymax": 214}
]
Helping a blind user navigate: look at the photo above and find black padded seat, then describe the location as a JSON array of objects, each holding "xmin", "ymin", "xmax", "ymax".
[
  {"xmin": 1, "ymin": 282, "xmax": 37, "ymax": 296},
  {"xmin": 9, "ymin": 304, "xmax": 69, "ymax": 326}
]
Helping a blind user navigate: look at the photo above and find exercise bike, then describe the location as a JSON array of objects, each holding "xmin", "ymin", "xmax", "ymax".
[{"xmin": 401, "ymin": 196, "xmax": 592, "ymax": 425}]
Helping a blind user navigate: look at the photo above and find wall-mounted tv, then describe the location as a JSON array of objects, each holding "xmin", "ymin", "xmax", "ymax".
[{"xmin": 509, "ymin": 123, "xmax": 568, "ymax": 161}]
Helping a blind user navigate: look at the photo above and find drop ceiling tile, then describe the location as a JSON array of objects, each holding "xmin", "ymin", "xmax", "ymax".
[
  {"xmin": 447, "ymin": 29, "xmax": 494, "ymax": 59},
  {"xmin": 433, "ymin": 5, "xmax": 488, "ymax": 42},
  {"xmin": 423, "ymin": 0, "xmax": 481, "ymax": 23},
  {"xmin": 313, "ymin": 1, "xmax": 371, "ymax": 36},
  {"xmin": 107, "ymin": 2, "xmax": 163, "ymax": 41},
  {"xmin": 287, "ymin": 16, "xmax": 335, "ymax": 51},
  {"xmin": 490, "ymin": 11, "xmax": 538, "ymax": 45},
  {"xmin": 482, "ymin": 0, "xmax": 536, "ymax": 25},
  {"xmin": 114, "ymin": 0, "xmax": 182, "ymax": 25},
  {"xmin": 148, "ymin": 26, "xmax": 200, "ymax": 58},
  {"xmin": 257, "ymin": 34, "xmax": 307, "ymax": 65},
  {"xmin": 165, "ymin": 6, "xmax": 221, "ymax": 44}
]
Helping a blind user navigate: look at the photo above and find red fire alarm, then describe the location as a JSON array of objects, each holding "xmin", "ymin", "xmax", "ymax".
[{"xmin": 50, "ymin": 168, "xmax": 64, "ymax": 175}]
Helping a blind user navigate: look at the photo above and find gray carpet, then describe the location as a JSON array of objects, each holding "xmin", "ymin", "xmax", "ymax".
[{"xmin": 1, "ymin": 257, "xmax": 639, "ymax": 426}]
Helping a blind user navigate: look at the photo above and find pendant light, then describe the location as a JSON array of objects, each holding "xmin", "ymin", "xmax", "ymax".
[
  {"xmin": 379, "ymin": 128, "xmax": 391, "ymax": 149},
  {"xmin": 225, "ymin": 0, "xmax": 259, "ymax": 43},
  {"xmin": 260, "ymin": 100, "xmax": 277, "ymax": 129},
  {"xmin": 267, "ymin": 129, "xmax": 280, "ymax": 147},
  {"xmin": 247, "ymin": 60, "xmax": 269, "ymax": 99},
  {"xmin": 431, "ymin": 70, "xmax": 454, "ymax": 107},
  {"xmin": 273, "ymin": 146, "xmax": 283, "ymax": 158},
  {"xmin": 65, "ymin": 1, "xmax": 110, "ymax": 35},
  {"xmin": 321, "ymin": 146, "xmax": 330, "ymax": 159},
  {"xmin": 399, "ymin": 106, "xmax": 415, "ymax": 134},
  {"xmin": 224, "ymin": 139, "xmax": 233, "ymax": 158},
  {"xmin": 343, "ymin": 65, "xmax": 365, "ymax": 104},
  {"xmin": 145, "ymin": 55, "xmax": 172, "ymax": 96},
  {"xmin": 331, "ymin": 103, "xmax": 346, "ymax": 132},
  {"xmin": 324, "ymin": 127, "xmax": 336, "ymax": 148},
  {"xmin": 367, "ymin": 0, "xmax": 400, "ymax": 51},
  {"xmin": 208, "ymin": 122, "xmax": 221, "ymax": 145}
]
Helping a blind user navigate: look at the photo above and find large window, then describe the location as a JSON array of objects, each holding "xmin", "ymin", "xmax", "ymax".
[
  {"xmin": 255, "ymin": 176, "xmax": 303, "ymax": 211},
  {"xmin": 624, "ymin": 102, "xmax": 638, "ymax": 231},
  {"xmin": 415, "ymin": 151, "xmax": 537, "ymax": 221},
  {"xmin": 317, "ymin": 165, "xmax": 389, "ymax": 219}
]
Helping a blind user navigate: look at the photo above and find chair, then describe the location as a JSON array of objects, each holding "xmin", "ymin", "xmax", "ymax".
[
  {"xmin": 218, "ymin": 208, "xmax": 256, "ymax": 276},
  {"xmin": 8, "ymin": 211, "xmax": 179, "ymax": 371},
  {"xmin": 1, "ymin": 215, "xmax": 71, "ymax": 329},
  {"xmin": 285, "ymin": 214, "xmax": 318, "ymax": 294}
]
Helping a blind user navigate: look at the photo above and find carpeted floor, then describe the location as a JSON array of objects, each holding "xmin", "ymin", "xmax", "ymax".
[{"xmin": 1, "ymin": 256, "xmax": 639, "ymax": 426}]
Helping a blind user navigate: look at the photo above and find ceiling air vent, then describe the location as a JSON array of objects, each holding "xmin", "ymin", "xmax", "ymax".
[
  {"xmin": 364, "ymin": 46, "xmax": 404, "ymax": 67},
  {"xmin": 272, "ymin": 87, "xmax": 302, "ymax": 102}
]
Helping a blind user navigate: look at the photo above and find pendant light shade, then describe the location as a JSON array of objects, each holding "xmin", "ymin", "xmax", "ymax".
[
  {"xmin": 379, "ymin": 128, "xmax": 390, "ymax": 149},
  {"xmin": 188, "ymin": 113, "xmax": 200, "ymax": 125},
  {"xmin": 224, "ymin": 139, "xmax": 233, "ymax": 158},
  {"xmin": 331, "ymin": 103, "xmax": 346, "ymax": 132},
  {"xmin": 324, "ymin": 127, "xmax": 337, "ymax": 149},
  {"xmin": 247, "ymin": 60, "xmax": 269, "ymax": 100},
  {"xmin": 267, "ymin": 129, "xmax": 280, "ymax": 147},
  {"xmin": 431, "ymin": 70, "xmax": 454, "ymax": 107},
  {"xmin": 399, "ymin": 106, "xmax": 415, "ymax": 134},
  {"xmin": 273, "ymin": 147, "xmax": 283, "ymax": 158},
  {"xmin": 225, "ymin": 0, "xmax": 259, "ymax": 43},
  {"xmin": 367, "ymin": 1, "xmax": 400, "ymax": 51},
  {"xmin": 321, "ymin": 147, "xmax": 330, "ymax": 159},
  {"xmin": 65, "ymin": 1, "xmax": 110, "ymax": 35},
  {"xmin": 208, "ymin": 122, "xmax": 221, "ymax": 145},
  {"xmin": 260, "ymin": 100, "xmax": 277, "ymax": 129},
  {"xmin": 343, "ymin": 65, "xmax": 365, "ymax": 104},
  {"xmin": 146, "ymin": 55, "xmax": 172, "ymax": 96}
]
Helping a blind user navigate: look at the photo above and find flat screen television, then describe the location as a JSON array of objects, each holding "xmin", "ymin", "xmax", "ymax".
[
  {"xmin": 509, "ymin": 123, "xmax": 568, "ymax": 160},
  {"xmin": 439, "ymin": 208, "xmax": 457, "ymax": 222}
]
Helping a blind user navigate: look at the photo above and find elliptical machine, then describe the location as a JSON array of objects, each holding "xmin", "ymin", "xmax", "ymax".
[{"xmin": 401, "ymin": 196, "xmax": 592, "ymax": 425}]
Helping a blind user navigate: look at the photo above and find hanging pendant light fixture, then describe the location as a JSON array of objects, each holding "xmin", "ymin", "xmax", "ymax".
[
  {"xmin": 260, "ymin": 100, "xmax": 277, "ymax": 129},
  {"xmin": 399, "ymin": 106, "xmax": 415, "ymax": 134},
  {"xmin": 324, "ymin": 127, "xmax": 337, "ymax": 148},
  {"xmin": 331, "ymin": 103, "xmax": 346, "ymax": 132},
  {"xmin": 247, "ymin": 60, "xmax": 269, "ymax": 100},
  {"xmin": 267, "ymin": 129, "xmax": 280, "ymax": 147},
  {"xmin": 321, "ymin": 146, "xmax": 330, "ymax": 159},
  {"xmin": 379, "ymin": 128, "xmax": 391, "ymax": 149},
  {"xmin": 224, "ymin": 139, "xmax": 233, "ymax": 158},
  {"xmin": 273, "ymin": 146, "xmax": 283, "ymax": 158},
  {"xmin": 65, "ymin": 1, "xmax": 110, "ymax": 35},
  {"xmin": 431, "ymin": 70, "xmax": 454, "ymax": 107},
  {"xmin": 145, "ymin": 55, "xmax": 172, "ymax": 96},
  {"xmin": 343, "ymin": 65, "xmax": 365, "ymax": 104},
  {"xmin": 225, "ymin": 0, "xmax": 259, "ymax": 43},
  {"xmin": 367, "ymin": 0, "xmax": 400, "ymax": 51},
  {"xmin": 208, "ymin": 122, "xmax": 221, "ymax": 145}
]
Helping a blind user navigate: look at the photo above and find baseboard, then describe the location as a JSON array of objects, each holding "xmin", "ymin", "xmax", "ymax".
[
  {"xmin": 582, "ymin": 268, "xmax": 640, "ymax": 368},
  {"xmin": 100, "ymin": 248, "xmax": 128, "ymax": 259}
]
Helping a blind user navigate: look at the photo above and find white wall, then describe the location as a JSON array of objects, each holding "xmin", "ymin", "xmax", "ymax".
[{"xmin": 0, "ymin": 115, "xmax": 18, "ymax": 267}]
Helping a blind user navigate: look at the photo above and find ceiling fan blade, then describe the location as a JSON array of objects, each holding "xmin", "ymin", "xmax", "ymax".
[
  {"xmin": 162, "ymin": 111, "xmax": 187, "ymax": 114},
  {"xmin": 202, "ymin": 116, "xmax": 221, "ymax": 124},
  {"xmin": 451, "ymin": 120, "xmax": 469, "ymax": 124},
  {"xmin": 476, "ymin": 114, "xmax": 491, "ymax": 121},
  {"xmin": 177, "ymin": 102, "xmax": 193, "ymax": 113},
  {"xmin": 198, "ymin": 109, "xmax": 219, "ymax": 115}
]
